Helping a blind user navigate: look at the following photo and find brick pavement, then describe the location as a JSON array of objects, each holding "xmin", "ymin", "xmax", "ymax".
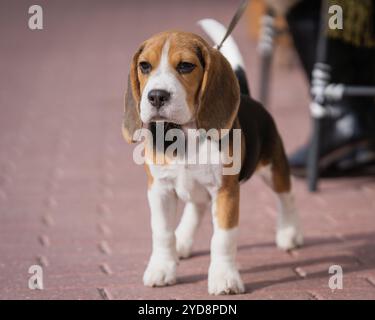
[{"xmin": 1, "ymin": 0, "xmax": 375, "ymax": 300}]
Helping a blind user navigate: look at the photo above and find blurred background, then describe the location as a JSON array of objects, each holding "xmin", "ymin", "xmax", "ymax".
[{"xmin": 1, "ymin": 0, "xmax": 375, "ymax": 300}]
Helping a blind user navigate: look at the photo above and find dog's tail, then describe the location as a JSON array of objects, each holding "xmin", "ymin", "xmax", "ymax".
[{"xmin": 198, "ymin": 18, "xmax": 250, "ymax": 96}]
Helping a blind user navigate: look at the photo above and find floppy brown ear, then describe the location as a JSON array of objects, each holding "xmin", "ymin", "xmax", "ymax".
[
  {"xmin": 122, "ymin": 46, "xmax": 144, "ymax": 144},
  {"xmin": 196, "ymin": 46, "xmax": 240, "ymax": 132}
]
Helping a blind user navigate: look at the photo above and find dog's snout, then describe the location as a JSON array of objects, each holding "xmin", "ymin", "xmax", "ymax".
[{"xmin": 148, "ymin": 89, "xmax": 171, "ymax": 108}]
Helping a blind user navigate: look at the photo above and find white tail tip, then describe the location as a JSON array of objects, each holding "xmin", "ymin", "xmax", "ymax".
[{"xmin": 198, "ymin": 18, "xmax": 245, "ymax": 70}]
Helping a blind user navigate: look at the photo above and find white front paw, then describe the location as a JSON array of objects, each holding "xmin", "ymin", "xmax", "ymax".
[
  {"xmin": 208, "ymin": 262, "xmax": 245, "ymax": 295},
  {"xmin": 176, "ymin": 236, "xmax": 193, "ymax": 259},
  {"xmin": 276, "ymin": 225, "xmax": 303, "ymax": 250},
  {"xmin": 143, "ymin": 257, "xmax": 177, "ymax": 287}
]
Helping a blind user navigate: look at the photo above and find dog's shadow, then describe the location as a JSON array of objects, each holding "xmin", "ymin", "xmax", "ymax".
[{"xmin": 178, "ymin": 232, "xmax": 375, "ymax": 292}]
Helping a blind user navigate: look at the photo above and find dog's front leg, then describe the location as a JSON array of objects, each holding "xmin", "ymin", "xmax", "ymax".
[
  {"xmin": 143, "ymin": 181, "xmax": 178, "ymax": 287},
  {"xmin": 208, "ymin": 177, "xmax": 245, "ymax": 295}
]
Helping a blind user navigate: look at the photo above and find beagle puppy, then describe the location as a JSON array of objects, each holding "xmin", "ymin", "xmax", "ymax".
[{"xmin": 122, "ymin": 19, "xmax": 303, "ymax": 295}]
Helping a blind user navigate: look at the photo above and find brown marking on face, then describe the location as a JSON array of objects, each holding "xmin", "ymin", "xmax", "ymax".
[
  {"xmin": 136, "ymin": 32, "xmax": 169, "ymax": 94},
  {"xmin": 125, "ymin": 28, "xmax": 242, "ymax": 147},
  {"xmin": 127, "ymin": 30, "xmax": 240, "ymax": 133},
  {"xmin": 133, "ymin": 32, "xmax": 207, "ymax": 115},
  {"xmin": 167, "ymin": 33, "xmax": 205, "ymax": 114}
]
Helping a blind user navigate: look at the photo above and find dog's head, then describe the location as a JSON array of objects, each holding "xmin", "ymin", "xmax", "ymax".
[{"xmin": 123, "ymin": 31, "xmax": 240, "ymax": 143}]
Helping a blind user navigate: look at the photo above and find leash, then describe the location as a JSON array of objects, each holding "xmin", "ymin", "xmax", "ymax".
[{"xmin": 217, "ymin": 0, "xmax": 250, "ymax": 50}]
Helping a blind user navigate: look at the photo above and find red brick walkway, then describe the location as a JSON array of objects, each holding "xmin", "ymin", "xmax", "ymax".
[{"xmin": 1, "ymin": 0, "xmax": 375, "ymax": 300}]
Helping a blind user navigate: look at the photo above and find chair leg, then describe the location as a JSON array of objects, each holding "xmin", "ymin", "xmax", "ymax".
[
  {"xmin": 259, "ymin": 47, "xmax": 273, "ymax": 108},
  {"xmin": 257, "ymin": 11, "xmax": 276, "ymax": 108},
  {"xmin": 306, "ymin": 0, "xmax": 329, "ymax": 192},
  {"xmin": 307, "ymin": 118, "xmax": 321, "ymax": 192}
]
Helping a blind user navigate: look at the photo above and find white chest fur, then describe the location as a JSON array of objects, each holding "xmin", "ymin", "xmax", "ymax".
[{"xmin": 148, "ymin": 139, "xmax": 223, "ymax": 204}]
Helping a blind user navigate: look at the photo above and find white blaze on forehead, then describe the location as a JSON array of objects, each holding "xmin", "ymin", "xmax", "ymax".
[
  {"xmin": 146, "ymin": 39, "xmax": 175, "ymax": 92},
  {"xmin": 158, "ymin": 39, "xmax": 170, "ymax": 75},
  {"xmin": 139, "ymin": 39, "xmax": 192, "ymax": 125}
]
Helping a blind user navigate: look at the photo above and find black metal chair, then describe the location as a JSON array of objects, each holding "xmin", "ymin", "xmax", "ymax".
[
  {"xmin": 307, "ymin": 0, "xmax": 375, "ymax": 191},
  {"xmin": 257, "ymin": 0, "xmax": 375, "ymax": 191},
  {"xmin": 257, "ymin": 8, "xmax": 277, "ymax": 109}
]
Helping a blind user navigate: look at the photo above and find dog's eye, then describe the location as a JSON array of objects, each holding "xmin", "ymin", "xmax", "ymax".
[
  {"xmin": 176, "ymin": 62, "xmax": 196, "ymax": 74},
  {"xmin": 139, "ymin": 61, "xmax": 152, "ymax": 74}
]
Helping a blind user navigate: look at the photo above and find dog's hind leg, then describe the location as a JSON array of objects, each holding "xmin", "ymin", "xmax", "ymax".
[
  {"xmin": 175, "ymin": 202, "xmax": 207, "ymax": 258},
  {"xmin": 258, "ymin": 136, "xmax": 303, "ymax": 250}
]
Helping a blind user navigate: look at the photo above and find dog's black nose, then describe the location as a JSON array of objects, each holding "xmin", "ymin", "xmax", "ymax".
[{"xmin": 148, "ymin": 89, "xmax": 171, "ymax": 108}]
